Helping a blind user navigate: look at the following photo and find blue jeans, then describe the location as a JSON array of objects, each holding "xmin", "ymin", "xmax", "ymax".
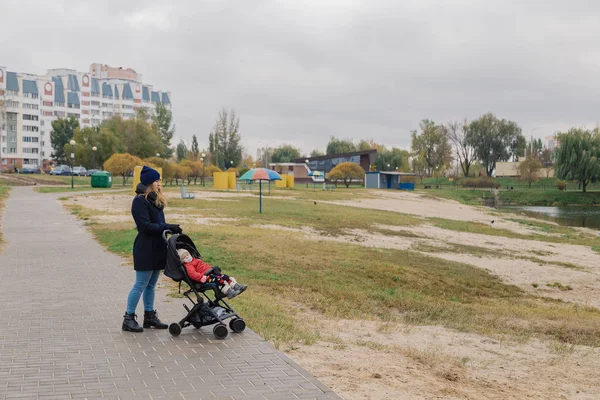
[{"xmin": 126, "ymin": 270, "xmax": 162, "ymax": 314}]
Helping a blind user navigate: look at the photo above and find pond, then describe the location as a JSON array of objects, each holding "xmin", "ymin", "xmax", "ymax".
[{"xmin": 505, "ymin": 206, "xmax": 600, "ymax": 230}]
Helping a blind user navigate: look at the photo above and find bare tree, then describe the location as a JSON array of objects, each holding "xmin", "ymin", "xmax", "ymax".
[{"xmin": 446, "ymin": 120, "xmax": 476, "ymax": 177}]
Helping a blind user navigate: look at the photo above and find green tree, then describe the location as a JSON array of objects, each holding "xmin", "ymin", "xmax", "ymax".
[
  {"xmin": 208, "ymin": 108, "xmax": 242, "ymax": 169},
  {"xmin": 100, "ymin": 115, "xmax": 162, "ymax": 159},
  {"xmin": 555, "ymin": 128, "xmax": 600, "ymax": 192},
  {"xmin": 375, "ymin": 148, "xmax": 410, "ymax": 171},
  {"xmin": 466, "ymin": 113, "xmax": 523, "ymax": 177},
  {"xmin": 51, "ymin": 115, "xmax": 79, "ymax": 163},
  {"xmin": 69, "ymin": 126, "xmax": 123, "ymax": 169},
  {"xmin": 518, "ymin": 156, "xmax": 543, "ymax": 188},
  {"xmin": 190, "ymin": 135, "xmax": 200, "ymax": 161},
  {"xmin": 310, "ymin": 149, "xmax": 325, "ymax": 157},
  {"xmin": 271, "ymin": 145, "xmax": 301, "ymax": 163},
  {"xmin": 512, "ymin": 134, "xmax": 527, "ymax": 161},
  {"xmin": 328, "ymin": 162, "xmax": 364, "ymax": 187},
  {"xmin": 326, "ymin": 137, "xmax": 357, "ymax": 155},
  {"xmin": 411, "ymin": 120, "xmax": 453, "ymax": 177},
  {"xmin": 176, "ymin": 140, "xmax": 188, "ymax": 162},
  {"xmin": 152, "ymin": 103, "xmax": 175, "ymax": 159}
]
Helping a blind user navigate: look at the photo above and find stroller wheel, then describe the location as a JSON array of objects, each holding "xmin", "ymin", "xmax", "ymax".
[
  {"xmin": 169, "ymin": 323, "xmax": 182, "ymax": 337},
  {"xmin": 229, "ymin": 318, "xmax": 246, "ymax": 333},
  {"xmin": 213, "ymin": 324, "xmax": 228, "ymax": 339}
]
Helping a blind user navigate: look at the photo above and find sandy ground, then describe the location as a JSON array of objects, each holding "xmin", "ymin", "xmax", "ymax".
[
  {"xmin": 64, "ymin": 189, "xmax": 600, "ymax": 400},
  {"xmin": 286, "ymin": 314, "xmax": 600, "ymax": 400}
]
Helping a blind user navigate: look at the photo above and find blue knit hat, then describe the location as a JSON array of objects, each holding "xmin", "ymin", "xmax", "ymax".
[{"xmin": 140, "ymin": 166, "xmax": 160, "ymax": 185}]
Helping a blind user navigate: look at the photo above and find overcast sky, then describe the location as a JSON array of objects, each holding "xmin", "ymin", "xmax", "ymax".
[{"xmin": 2, "ymin": 0, "xmax": 599, "ymax": 157}]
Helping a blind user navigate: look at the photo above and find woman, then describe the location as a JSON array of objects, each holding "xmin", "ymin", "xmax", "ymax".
[{"xmin": 122, "ymin": 166, "xmax": 182, "ymax": 332}]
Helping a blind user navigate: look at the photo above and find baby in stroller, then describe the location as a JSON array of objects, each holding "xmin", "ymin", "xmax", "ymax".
[{"xmin": 177, "ymin": 249, "xmax": 247, "ymax": 299}]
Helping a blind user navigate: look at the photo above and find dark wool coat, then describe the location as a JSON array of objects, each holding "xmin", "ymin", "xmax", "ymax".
[{"xmin": 131, "ymin": 184, "xmax": 169, "ymax": 271}]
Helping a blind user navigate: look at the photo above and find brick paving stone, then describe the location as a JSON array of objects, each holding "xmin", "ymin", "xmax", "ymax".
[{"xmin": 0, "ymin": 187, "xmax": 341, "ymax": 399}]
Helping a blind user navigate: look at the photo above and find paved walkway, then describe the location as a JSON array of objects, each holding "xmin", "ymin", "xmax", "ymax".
[{"xmin": 0, "ymin": 187, "xmax": 341, "ymax": 400}]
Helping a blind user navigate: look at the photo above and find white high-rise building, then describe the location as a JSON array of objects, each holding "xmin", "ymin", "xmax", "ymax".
[{"xmin": 0, "ymin": 63, "xmax": 172, "ymax": 170}]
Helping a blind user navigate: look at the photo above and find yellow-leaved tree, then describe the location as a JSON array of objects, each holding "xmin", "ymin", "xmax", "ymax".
[
  {"xmin": 104, "ymin": 153, "xmax": 143, "ymax": 185},
  {"xmin": 142, "ymin": 156, "xmax": 175, "ymax": 184},
  {"xmin": 328, "ymin": 162, "xmax": 364, "ymax": 188}
]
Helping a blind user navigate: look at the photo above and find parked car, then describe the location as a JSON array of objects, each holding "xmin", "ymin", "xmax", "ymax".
[
  {"xmin": 49, "ymin": 165, "xmax": 72, "ymax": 176},
  {"xmin": 87, "ymin": 169, "xmax": 100, "ymax": 176},
  {"xmin": 21, "ymin": 166, "xmax": 41, "ymax": 174},
  {"xmin": 72, "ymin": 166, "xmax": 87, "ymax": 176}
]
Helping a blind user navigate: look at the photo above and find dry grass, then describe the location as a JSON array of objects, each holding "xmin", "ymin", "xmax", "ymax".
[{"xmin": 62, "ymin": 188, "xmax": 600, "ymax": 348}]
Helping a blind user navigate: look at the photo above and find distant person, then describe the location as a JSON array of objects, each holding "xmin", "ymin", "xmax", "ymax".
[{"xmin": 122, "ymin": 166, "xmax": 182, "ymax": 332}]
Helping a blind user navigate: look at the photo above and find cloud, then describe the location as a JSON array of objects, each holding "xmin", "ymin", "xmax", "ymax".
[{"xmin": 2, "ymin": 0, "xmax": 600, "ymax": 156}]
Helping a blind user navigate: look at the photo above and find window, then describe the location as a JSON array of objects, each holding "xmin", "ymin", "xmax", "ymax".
[
  {"xmin": 41, "ymin": 151, "xmax": 45, "ymax": 156},
  {"xmin": 23, "ymin": 103, "xmax": 39, "ymax": 110},
  {"xmin": 82, "ymin": 92, "xmax": 89, "ymax": 97},
  {"xmin": 23, "ymin": 93, "xmax": 39, "ymax": 99},
  {"xmin": 101, "ymin": 103, "xmax": 110, "ymax": 107},
  {"xmin": 55, "ymin": 102, "xmax": 65, "ymax": 107},
  {"xmin": 103, "ymin": 95, "xmax": 112, "ymax": 99},
  {"xmin": 10, "ymin": 136, "xmax": 16, "ymax": 142},
  {"xmin": 82, "ymin": 101, "xmax": 89, "ymax": 106},
  {"xmin": 1, "ymin": 136, "xmax": 5, "ymax": 143},
  {"xmin": 41, "ymin": 141, "xmax": 45, "ymax": 146},
  {"xmin": 8, "ymin": 124, "xmax": 16, "ymax": 131},
  {"xmin": 40, "ymin": 121, "xmax": 44, "ymax": 126},
  {"xmin": 23, "ymin": 148, "xmax": 39, "ymax": 154},
  {"xmin": 54, "ymin": 111, "xmax": 65, "ymax": 117},
  {"xmin": 43, "ymin": 101, "xmax": 53, "ymax": 107},
  {"xmin": 6, "ymin": 90, "xmax": 19, "ymax": 97},
  {"xmin": 6, "ymin": 101, "xmax": 19, "ymax": 108},
  {"xmin": 67, "ymin": 103, "xmax": 80, "ymax": 109},
  {"xmin": 43, "ymin": 111, "xmax": 53, "ymax": 116},
  {"xmin": 23, "ymin": 125, "xmax": 39, "ymax": 132},
  {"xmin": 23, "ymin": 114, "xmax": 39, "ymax": 121},
  {"xmin": 90, "ymin": 101, "xmax": 100, "ymax": 106},
  {"xmin": 23, "ymin": 137, "xmax": 39, "ymax": 143},
  {"xmin": 68, "ymin": 113, "xmax": 80, "ymax": 119},
  {"xmin": 91, "ymin": 110, "xmax": 100, "ymax": 116}
]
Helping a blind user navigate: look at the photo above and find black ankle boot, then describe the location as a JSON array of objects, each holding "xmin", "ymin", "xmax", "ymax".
[
  {"xmin": 143, "ymin": 310, "xmax": 168, "ymax": 329},
  {"xmin": 122, "ymin": 313, "xmax": 143, "ymax": 332}
]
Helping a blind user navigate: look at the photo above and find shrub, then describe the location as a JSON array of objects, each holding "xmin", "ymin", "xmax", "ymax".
[
  {"xmin": 458, "ymin": 177, "xmax": 500, "ymax": 189},
  {"xmin": 556, "ymin": 180, "xmax": 567, "ymax": 191}
]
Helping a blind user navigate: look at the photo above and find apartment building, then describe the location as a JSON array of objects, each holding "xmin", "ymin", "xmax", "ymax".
[{"xmin": 0, "ymin": 63, "xmax": 172, "ymax": 170}]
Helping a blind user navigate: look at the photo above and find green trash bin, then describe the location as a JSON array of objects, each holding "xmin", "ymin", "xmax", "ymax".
[{"xmin": 91, "ymin": 171, "xmax": 113, "ymax": 188}]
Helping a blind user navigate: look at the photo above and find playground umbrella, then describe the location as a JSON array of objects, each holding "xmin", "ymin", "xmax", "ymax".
[
  {"xmin": 238, "ymin": 168, "xmax": 282, "ymax": 213},
  {"xmin": 307, "ymin": 171, "xmax": 323, "ymax": 191}
]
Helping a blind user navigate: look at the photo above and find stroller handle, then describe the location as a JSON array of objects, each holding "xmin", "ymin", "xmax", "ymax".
[{"xmin": 162, "ymin": 229, "xmax": 174, "ymax": 242}]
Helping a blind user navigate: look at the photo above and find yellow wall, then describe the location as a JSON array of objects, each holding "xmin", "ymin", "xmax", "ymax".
[
  {"xmin": 133, "ymin": 166, "xmax": 162, "ymax": 194},
  {"xmin": 227, "ymin": 171, "xmax": 236, "ymax": 189},
  {"xmin": 276, "ymin": 174, "xmax": 288, "ymax": 188},
  {"xmin": 213, "ymin": 172, "xmax": 229, "ymax": 189}
]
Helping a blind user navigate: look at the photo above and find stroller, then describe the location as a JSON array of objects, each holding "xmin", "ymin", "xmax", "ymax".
[{"xmin": 163, "ymin": 230, "xmax": 246, "ymax": 339}]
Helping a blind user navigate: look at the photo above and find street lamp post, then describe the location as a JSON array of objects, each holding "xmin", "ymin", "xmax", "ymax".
[
  {"xmin": 92, "ymin": 146, "xmax": 97, "ymax": 170},
  {"xmin": 69, "ymin": 139, "xmax": 76, "ymax": 189},
  {"xmin": 201, "ymin": 152, "xmax": 206, "ymax": 187},
  {"xmin": 305, "ymin": 159, "xmax": 309, "ymax": 188}
]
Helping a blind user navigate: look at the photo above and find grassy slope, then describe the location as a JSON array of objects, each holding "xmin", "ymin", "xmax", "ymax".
[{"xmin": 65, "ymin": 188, "xmax": 600, "ymax": 348}]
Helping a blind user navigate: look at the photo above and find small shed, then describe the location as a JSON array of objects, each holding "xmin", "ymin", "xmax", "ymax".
[{"xmin": 365, "ymin": 171, "xmax": 418, "ymax": 190}]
